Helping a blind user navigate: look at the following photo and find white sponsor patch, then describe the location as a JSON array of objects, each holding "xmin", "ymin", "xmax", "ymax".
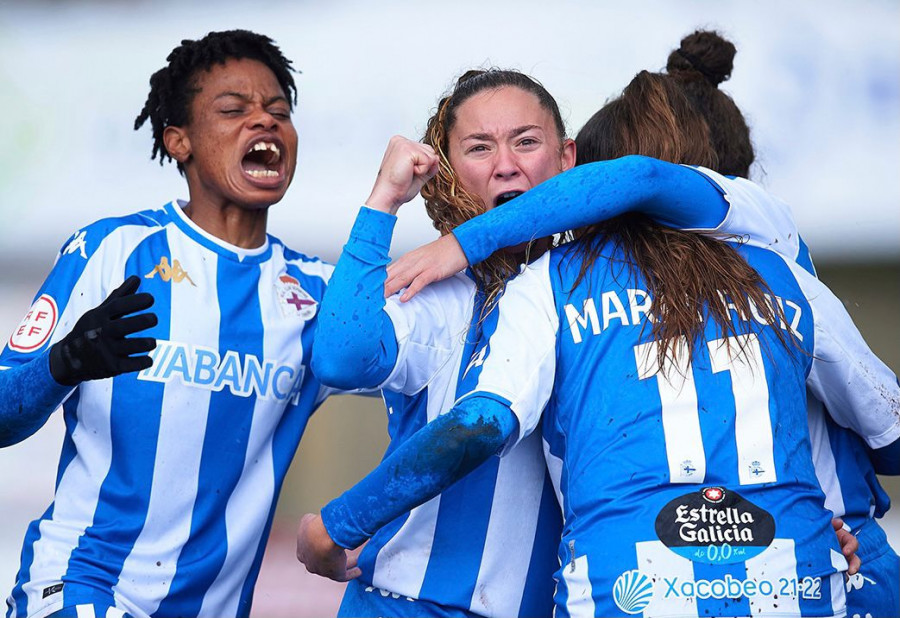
[{"xmin": 9, "ymin": 294, "xmax": 59, "ymax": 352}]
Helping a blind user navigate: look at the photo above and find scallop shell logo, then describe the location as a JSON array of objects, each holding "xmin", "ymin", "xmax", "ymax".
[{"xmin": 613, "ymin": 569, "xmax": 654, "ymax": 614}]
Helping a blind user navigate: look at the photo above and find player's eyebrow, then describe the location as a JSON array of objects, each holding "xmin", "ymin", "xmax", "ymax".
[
  {"xmin": 214, "ymin": 91, "xmax": 289, "ymax": 106},
  {"xmin": 460, "ymin": 125, "xmax": 543, "ymax": 142}
]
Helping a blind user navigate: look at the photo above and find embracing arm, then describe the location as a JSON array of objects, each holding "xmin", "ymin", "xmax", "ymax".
[
  {"xmin": 454, "ymin": 155, "xmax": 727, "ymax": 265},
  {"xmin": 296, "ymin": 396, "xmax": 516, "ymax": 579},
  {"xmin": 386, "ymin": 156, "xmax": 729, "ymax": 298}
]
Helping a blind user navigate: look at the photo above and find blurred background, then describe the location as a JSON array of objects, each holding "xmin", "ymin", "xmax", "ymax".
[{"xmin": 0, "ymin": 1, "xmax": 897, "ymax": 616}]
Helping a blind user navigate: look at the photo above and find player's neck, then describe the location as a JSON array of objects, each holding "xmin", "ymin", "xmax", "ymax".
[{"xmin": 182, "ymin": 199, "xmax": 269, "ymax": 249}]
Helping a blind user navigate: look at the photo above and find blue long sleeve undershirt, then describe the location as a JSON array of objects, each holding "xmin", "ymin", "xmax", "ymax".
[
  {"xmin": 321, "ymin": 395, "xmax": 517, "ymax": 549},
  {"xmin": 453, "ymin": 155, "xmax": 729, "ymax": 265},
  {"xmin": 0, "ymin": 349, "xmax": 73, "ymax": 447},
  {"xmin": 310, "ymin": 207, "xmax": 400, "ymax": 389}
]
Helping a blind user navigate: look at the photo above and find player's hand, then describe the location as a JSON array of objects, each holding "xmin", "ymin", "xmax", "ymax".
[
  {"xmin": 385, "ymin": 233, "xmax": 467, "ymax": 301},
  {"xmin": 365, "ymin": 136, "xmax": 439, "ymax": 215},
  {"xmin": 296, "ymin": 513, "xmax": 362, "ymax": 582},
  {"xmin": 49, "ymin": 275, "xmax": 158, "ymax": 386},
  {"xmin": 832, "ymin": 518, "xmax": 861, "ymax": 576}
]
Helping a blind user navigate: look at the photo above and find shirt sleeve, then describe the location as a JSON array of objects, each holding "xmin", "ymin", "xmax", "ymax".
[
  {"xmin": 311, "ymin": 207, "xmax": 472, "ymax": 396},
  {"xmin": 455, "ymin": 252, "xmax": 560, "ymax": 452},
  {"xmin": 452, "ymin": 155, "xmax": 729, "ymax": 265},
  {"xmin": 0, "ymin": 226, "xmax": 116, "ymax": 445},
  {"xmin": 310, "ymin": 207, "xmax": 401, "ymax": 390},
  {"xmin": 787, "ymin": 261, "xmax": 900, "ymax": 450},
  {"xmin": 689, "ymin": 166, "xmax": 802, "ymax": 262}
]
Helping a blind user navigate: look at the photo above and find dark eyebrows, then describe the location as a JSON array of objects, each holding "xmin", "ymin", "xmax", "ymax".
[
  {"xmin": 460, "ymin": 124, "xmax": 543, "ymax": 142},
  {"xmin": 214, "ymin": 91, "xmax": 289, "ymax": 106}
]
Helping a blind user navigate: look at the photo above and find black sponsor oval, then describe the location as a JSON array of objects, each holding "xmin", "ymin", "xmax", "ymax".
[{"xmin": 654, "ymin": 486, "xmax": 775, "ymax": 564}]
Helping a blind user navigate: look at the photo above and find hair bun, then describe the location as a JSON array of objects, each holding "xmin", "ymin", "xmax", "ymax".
[{"xmin": 666, "ymin": 30, "xmax": 736, "ymax": 87}]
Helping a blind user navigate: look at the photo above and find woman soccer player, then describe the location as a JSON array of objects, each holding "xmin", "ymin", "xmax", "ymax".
[
  {"xmin": 0, "ymin": 30, "xmax": 342, "ymax": 618},
  {"xmin": 385, "ymin": 30, "xmax": 900, "ymax": 618},
  {"xmin": 299, "ymin": 68, "xmax": 898, "ymax": 617}
]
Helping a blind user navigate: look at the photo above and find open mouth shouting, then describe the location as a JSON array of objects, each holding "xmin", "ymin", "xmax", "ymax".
[
  {"xmin": 494, "ymin": 190, "xmax": 524, "ymax": 208},
  {"xmin": 242, "ymin": 138, "xmax": 287, "ymax": 185}
]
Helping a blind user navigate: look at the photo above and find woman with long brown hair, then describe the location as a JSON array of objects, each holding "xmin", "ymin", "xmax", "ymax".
[{"xmin": 299, "ymin": 67, "xmax": 898, "ymax": 617}]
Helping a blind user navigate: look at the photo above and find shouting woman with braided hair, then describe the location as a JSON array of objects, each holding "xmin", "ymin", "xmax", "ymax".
[{"xmin": 0, "ymin": 29, "xmax": 353, "ymax": 618}]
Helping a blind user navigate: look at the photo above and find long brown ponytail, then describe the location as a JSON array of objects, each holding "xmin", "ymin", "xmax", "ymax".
[{"xmin": 571, "ymin": 71, "xmax": 790, "ymax": 370}]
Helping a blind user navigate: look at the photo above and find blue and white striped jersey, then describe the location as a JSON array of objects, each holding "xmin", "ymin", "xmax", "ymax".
[
  {"xmin": 695, "ymin": 168, "xmax": 893, "ymax": 532},
  {"xmin": 461, "ymin": 237, "xmax": 899, "ymax": 617},
  {"xmin": 354, "ymin": 267, "xmax": 560, "ymax": 618},
  {"xmin": 1, "ymin": 201, "xmax": 337, "ymax": 618}
]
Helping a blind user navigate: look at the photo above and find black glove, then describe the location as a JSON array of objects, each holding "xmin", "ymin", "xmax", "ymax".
[{"xmin": 49, "ymin": 275, "xmax": 158, "ymax": 386}]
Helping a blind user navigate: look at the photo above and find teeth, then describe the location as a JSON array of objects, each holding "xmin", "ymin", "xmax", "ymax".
[
  {"xmin": 251, "ymin": 142, "xmax": 280, "ymax": 157},
  {"xmin": 246, "ymin": 169, "xmax": 280, "ymax": 178}
]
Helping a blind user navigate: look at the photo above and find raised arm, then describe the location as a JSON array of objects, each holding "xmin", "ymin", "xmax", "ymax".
[{"xmin": 310, "ymin": 137, "xmax": 440, "ymax": 389}]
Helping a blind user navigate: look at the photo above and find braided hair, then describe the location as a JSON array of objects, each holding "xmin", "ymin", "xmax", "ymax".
[{"xmin": 134, "ymin": 29, "xmax": 297, "ymax": 172}]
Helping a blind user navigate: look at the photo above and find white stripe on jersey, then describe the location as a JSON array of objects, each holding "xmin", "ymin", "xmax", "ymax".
[
  {"xmin": 371, "ymin": 497, "xmax": 442, "ymax": 596},
  {"xmin": 744, "ymin": 539, "xmax": 801, "ymax": 615},
  {"xmin": 562, "ymin": 555, "xmax": 595, "ymax": 618},
  {"xmin": 806, "ymin": 394, "xmax": 846, "ymax": 518},
  {"xmin": 75, "ymin": 605, "xmax": 96, "ymax": 618},
  {"xmin": 635, "ymin": 540, "xmax": 698, "ymax": 618},
  {"xmin": 114, "ymin": 229, "xmax": 221, "ymax": 615},
  {"xmin": 24, "ymin": 368, "xmax": 116, "ymax": 610},
  {"xmin": 469, "ymin": 430, "xmax": 546, "ymax": 617},
  {"xmin": 635, "ymin": 340, "xmax": 706, "ymax": 484}
]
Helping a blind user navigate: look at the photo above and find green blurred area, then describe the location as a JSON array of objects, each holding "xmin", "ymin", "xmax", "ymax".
[{"xmin": 274, "ymin": 260, "xmax": 900, "ymax": 522}]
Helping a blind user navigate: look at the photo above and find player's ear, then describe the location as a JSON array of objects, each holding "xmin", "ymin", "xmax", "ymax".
[
  {"xmin": 163, "ymin": 126, "xmax": 191, "ymax": 164},
  {"xmin": 559, "ymin": 138, "xmax": 576, "ymax": 172}
]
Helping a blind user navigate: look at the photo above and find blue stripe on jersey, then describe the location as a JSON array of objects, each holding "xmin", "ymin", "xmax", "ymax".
[
  {"xmin": 63, "ymin": 237, "xmax": 173, "ymax": 602},
  {"xmin": 418, "ymin": 458, "xmax": 500, "ymax": 606},
  {"xmin": 694, "ymin": 561, "xmax": 751, "ymax": 617},
  {"xmin": 796, "ymin": 236, "xmax": 816, "ymax": 277},
  {"xmin": 418, "ymin": 289, "xmax": 495, "ymax": 607},
  {"xmin": 518, "ymin": 473, "xmax": 562, "ymax": 618},
  {"xmin": 155, "ymin": 257, "xmax": 264, "ymax": 617},
  {"xmin": 236, "ymin": 263, "xmax": 325, "ymax": 613},
  {"xmin": 825, "ymin": 416, "xmax": 881, "ymax": 526}
]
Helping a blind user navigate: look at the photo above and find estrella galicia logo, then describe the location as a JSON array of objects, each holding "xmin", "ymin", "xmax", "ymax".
[
  {"xmin": 613, "ymin": 570, "xmax": 654, "ymax": 614},
  {"xmin": 655, "ymin": 487, "xmax": 775, "ymax": 564}
]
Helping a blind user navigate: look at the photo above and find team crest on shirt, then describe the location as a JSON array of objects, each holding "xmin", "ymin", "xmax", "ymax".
[
  {"xmin": 276, "ymin": 274, "xmax": 317, "ymax": 319},
  {"xmin": 8, "ymin": 294, "xmax": 58, "ymax": 352},
  {"xmin": 654, "ymin": 487, "xmax": 775, "ymax": 564}
]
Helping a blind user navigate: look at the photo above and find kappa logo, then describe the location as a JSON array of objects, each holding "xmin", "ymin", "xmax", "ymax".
[
  {"xmin": 276, "ymin": 274, "xmax": 317, "ymax": 320},
  {"xmin": 845, "ymin": 572, "xmax": 876, "ymax": 593},
  {"xmin": 9, "ymin": 294, "xmax": 59, "ymax": 352},
  {"xmin": 462, "ymin": 345, "xmax": 488, "ymax": 379},
  {"xmin": 145, "ymin": 256, "xmax": 196, "ymax": 286},
  {"xmin": 62, "ymin": 230, "xmax": 88, "ymax": 259}
]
